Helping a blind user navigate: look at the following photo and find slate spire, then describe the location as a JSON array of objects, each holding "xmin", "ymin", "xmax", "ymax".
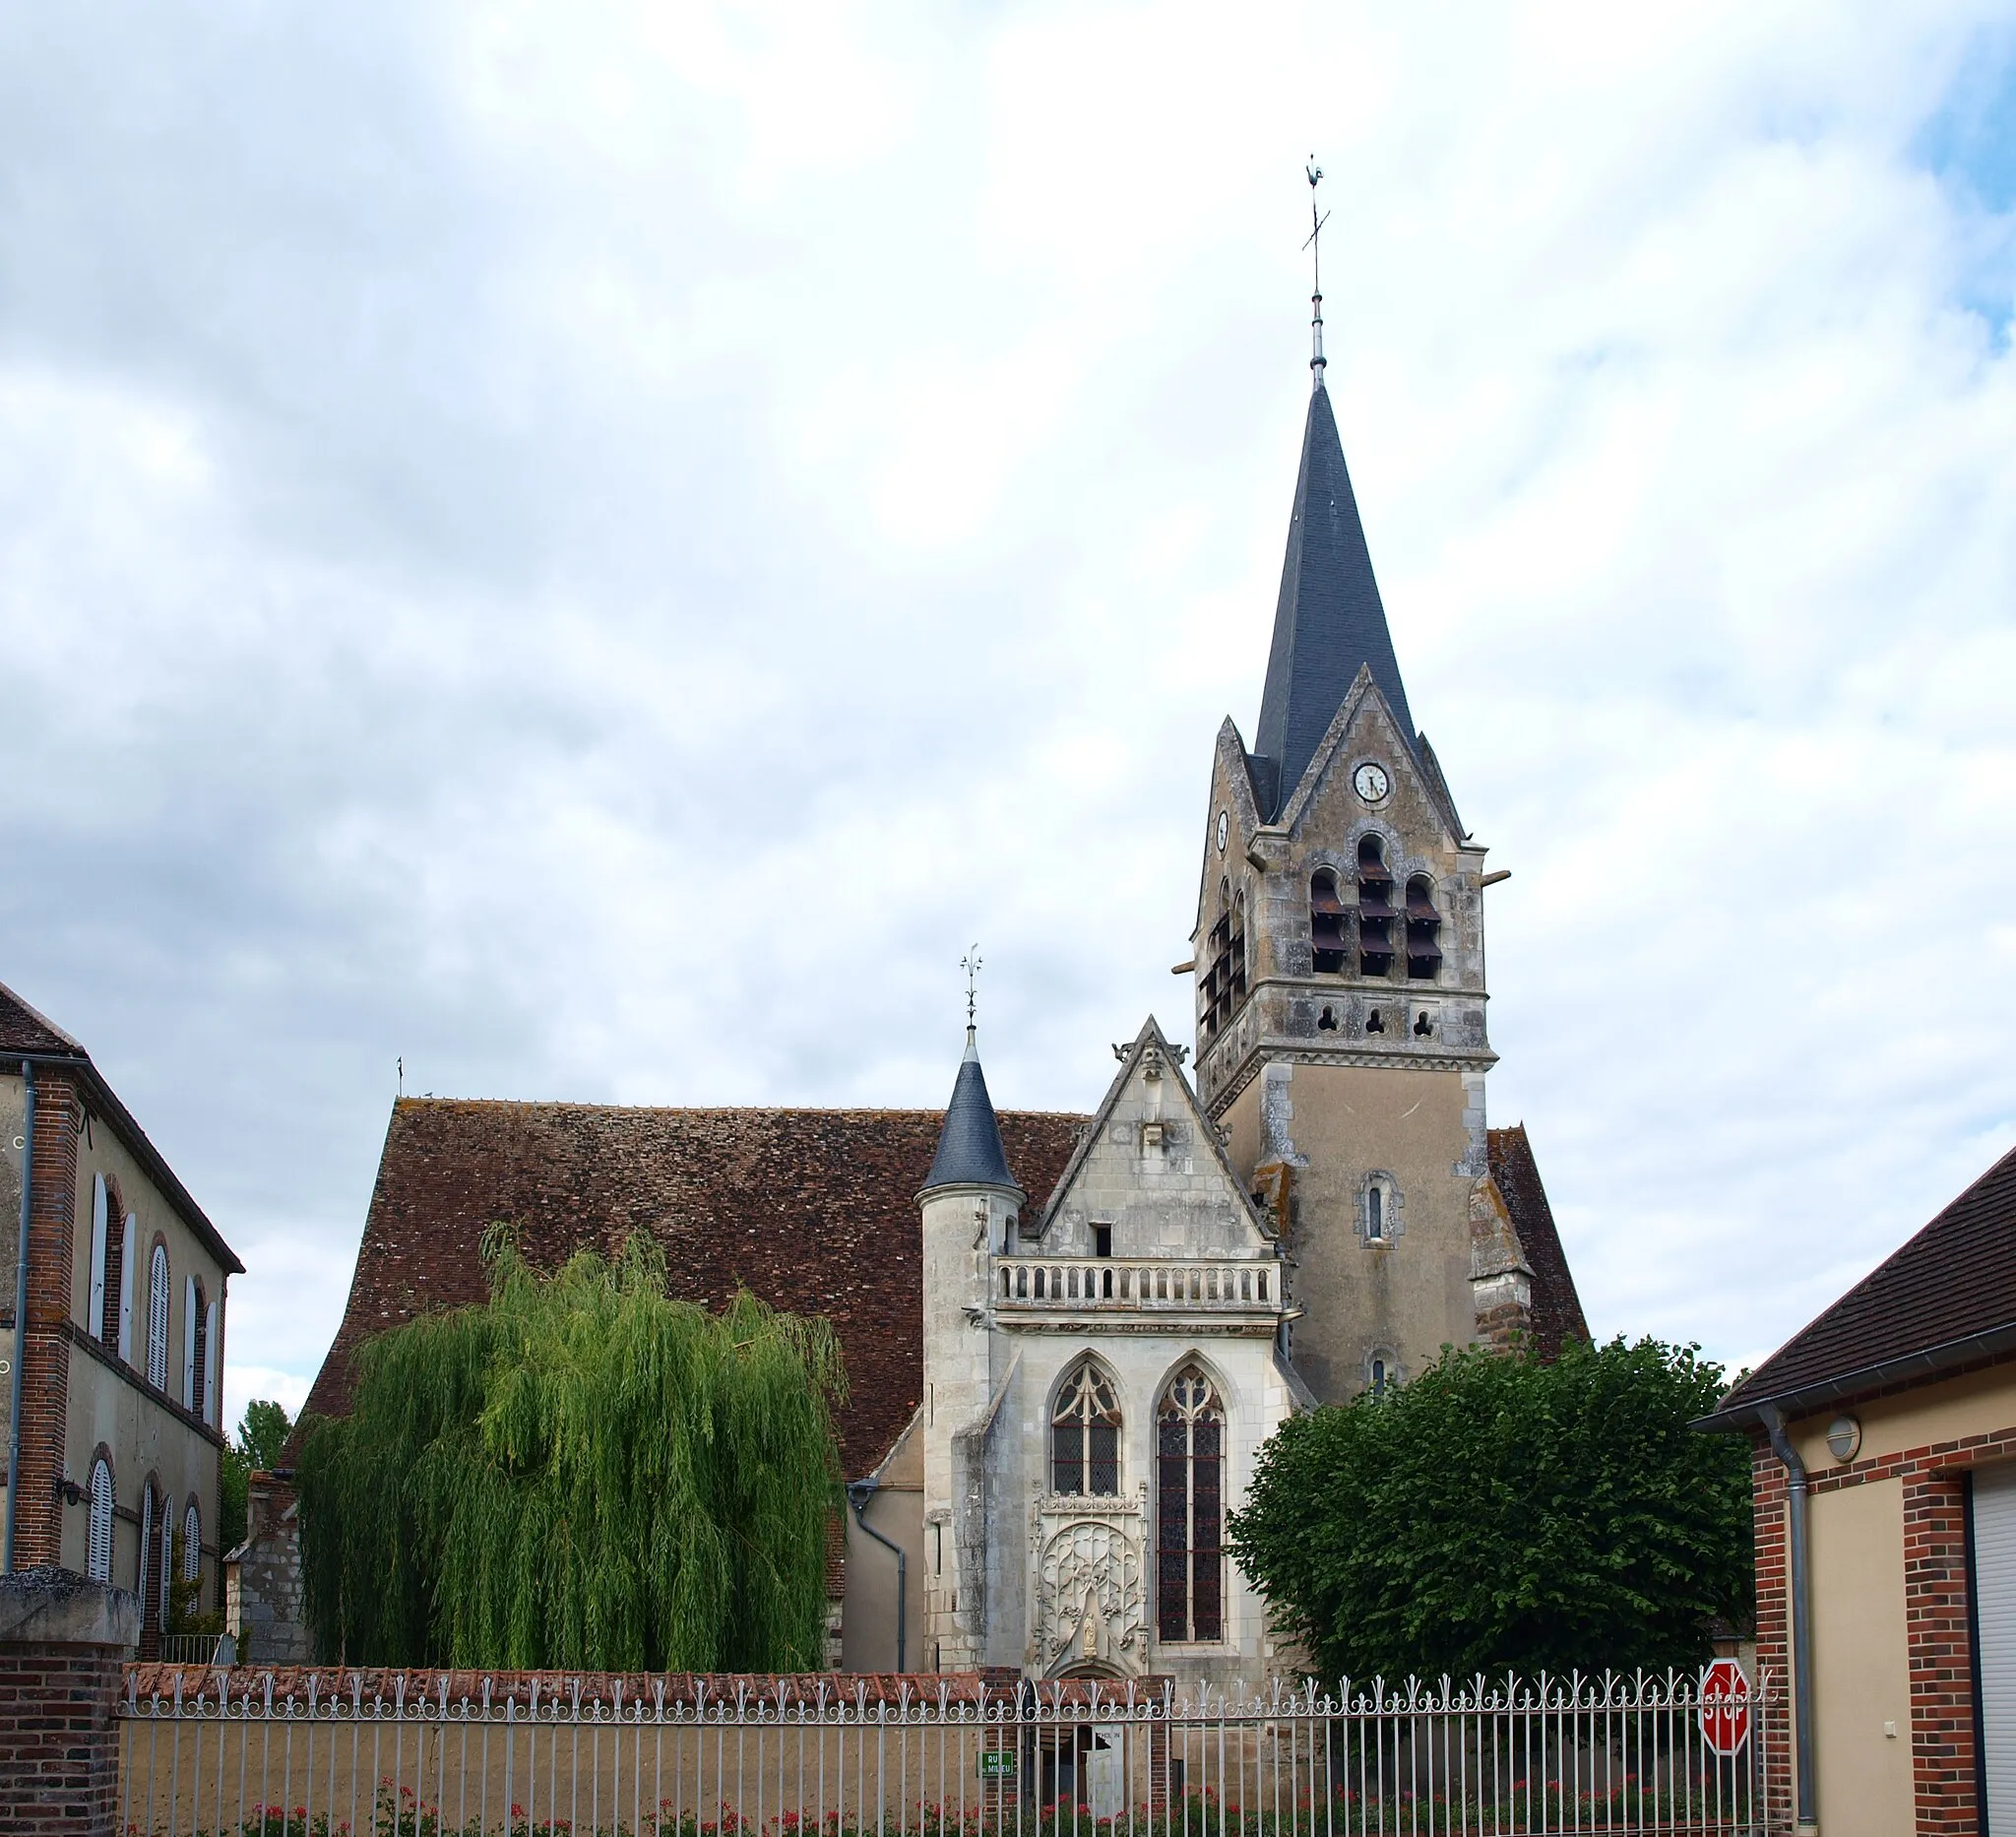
[
  {"xmin": 920, "ymin": 1027, "xmax": 1023, "ymax": 1195},
  {"xmin": 1251, "ymin": 377, "xmax": 1416, "ymax": 816}
]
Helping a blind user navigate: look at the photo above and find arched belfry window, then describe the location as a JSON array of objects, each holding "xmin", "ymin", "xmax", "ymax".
[
  {"xmin": 1356, "ymin": 837, "xmax": 1395, "ymax": 978},
  {"xmin": 1157, "ymin": 1366, "xmax": 1225, "ymax": 1642},
  {"xmin": 1310, "ymin": 869, "xmax": 1349, "ymax": 974},
  {"xmin": 1406, "ymin": 876, "xmax": 1442, "ymax": 982},
  {"xmin": 146, "ymin": 1243, "xmax": 170, "ymax": 1393},
  {"xmin": 1051, "ymin": 1362, "xmax": 1121, "ymax": 1497},
  {"xmin": 1201, "ymin": 880, "xmax": 1245, "ymax": 1041}
]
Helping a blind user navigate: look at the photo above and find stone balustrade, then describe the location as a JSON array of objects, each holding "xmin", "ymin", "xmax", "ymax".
[{"xmin": 996, "ymin": 1256, "xmax": 1280, "ymax": 1312}]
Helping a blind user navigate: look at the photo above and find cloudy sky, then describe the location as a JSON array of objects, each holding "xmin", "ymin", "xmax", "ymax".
[{"xmin": 4, "ymin": 2, "xmax": 2014, "ymax": 1430}]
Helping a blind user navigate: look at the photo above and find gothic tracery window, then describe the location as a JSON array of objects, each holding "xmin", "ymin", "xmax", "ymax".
[
  {"xmin": 1157, "ymin": 1366, "xmax": 1224, "ymax": 1642},
  {"xmin": 1051, "ymin": 1362, "xmax": 1121, "ymax": 1497}
]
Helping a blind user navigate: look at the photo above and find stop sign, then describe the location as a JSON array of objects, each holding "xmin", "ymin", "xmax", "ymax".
[{"xmin": 1699, "ymin": 1659, "xmax": 1750, "ymax": 1757}]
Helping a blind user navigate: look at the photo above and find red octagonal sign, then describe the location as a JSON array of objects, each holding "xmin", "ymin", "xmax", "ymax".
[{"xmin": 1699, "ymin": 1659, "xmax": 1750, "ymax": 1757}]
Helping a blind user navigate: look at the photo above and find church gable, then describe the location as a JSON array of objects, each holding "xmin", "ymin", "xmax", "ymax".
[
  {"xmin": 1036, "ymin": 1018, "xmax": 1274, "ymax": 1260},
  {"xmin": 1280, "ymin": 663, "xmax": 1461, "ymax": 851}
]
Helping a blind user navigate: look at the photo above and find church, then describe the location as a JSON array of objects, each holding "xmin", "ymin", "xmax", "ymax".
[{"xmin": 267, "ymin": 334, "xmax": 1587, "ymax": 1688}]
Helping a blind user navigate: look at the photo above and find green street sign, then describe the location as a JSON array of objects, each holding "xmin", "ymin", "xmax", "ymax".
[{"xmin": 977, "ymin": 1749, "xmax": 1017, "ymax": 1780}]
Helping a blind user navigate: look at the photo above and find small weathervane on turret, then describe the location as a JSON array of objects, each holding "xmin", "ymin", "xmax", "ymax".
[
  {"xmin": 961, "ymin": 944, "xmax": 982, "ymax": 1034},
  {"xmin": 1305, "ymin": 157, "xmax": 1329, "ymax": 383}
]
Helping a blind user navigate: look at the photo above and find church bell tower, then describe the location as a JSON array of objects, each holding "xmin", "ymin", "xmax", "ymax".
[{"xmin": 1192, "ymin": 231, "xmax": 1499, "ymax": 1402}]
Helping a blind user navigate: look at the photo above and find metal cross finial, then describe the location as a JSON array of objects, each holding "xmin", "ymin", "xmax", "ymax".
[
  {"xmin": 1304, "ymin": 158, "xmax": 1330, "ymax": 381},
  {"xmin": 960, "ymin": 945, "xmax": 982, "ymax": 1030}
]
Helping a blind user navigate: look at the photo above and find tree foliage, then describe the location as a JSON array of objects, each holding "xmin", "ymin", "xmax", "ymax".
[
  {"xmin": 220, "ymin": 1398, "xmax": 295, "ymax": 1555},
  {"xmin": 1227, "ymin": 1337, "xmax": 1752, "ymax": 1681},
  {"xmin": 295, "ymin": 1231, "xmax": 846, "ymax": 1672}
]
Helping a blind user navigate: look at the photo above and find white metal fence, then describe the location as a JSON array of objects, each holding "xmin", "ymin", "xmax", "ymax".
[{"xmin": 117, "ymin": 1668, "xmax": 1775, "ymax": 1837}]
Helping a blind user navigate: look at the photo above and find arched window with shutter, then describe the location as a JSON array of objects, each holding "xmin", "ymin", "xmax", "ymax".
[
  {"xmin": 182, "ymin": 1499, "xmax": 202, "ymax": 1585},
  {"xmin": 87, "ymin": 1458, "xmax": 114, "ymax": 1582},
  {"xmin": 136, "ymin": 1483, "xmax": 158, "ymax": 1636},
  {"xmin": 1157, "ymin": 1365, "xmax": 1225, "ymax": 1643},
  {"xmin": 1050, "ymin": 1361, "xmax": 1122, "ymax": 1497},
  {"xmin": 147, "ymin": 1243, "xmax": 170, "ymax": 1392},
  {"xmin": 100, "ymin": 1196, "xmax": 126, "ymax": 1355}
]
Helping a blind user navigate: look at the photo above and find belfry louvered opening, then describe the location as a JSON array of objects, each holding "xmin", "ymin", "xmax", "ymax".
[
  {"xmin": 1405, "ymin": 874, "xmax": 1442, "ymax": 981},
  {"xmin": 1310, "ymin": 869, "xmax": 1349, "ymax": 973},
  {"xmin": 1355, "ymin": 836, "xmax": 1394, "ymax": 978},
  {"xmin": 1199, "ymin": 880, "xmax": 1247, "ymax": 1040}
]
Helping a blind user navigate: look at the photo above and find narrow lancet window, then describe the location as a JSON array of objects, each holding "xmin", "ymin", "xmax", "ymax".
[{"xmin": 1157, "ymin": 1366, "xmax": 1225, "ymax": 1642}]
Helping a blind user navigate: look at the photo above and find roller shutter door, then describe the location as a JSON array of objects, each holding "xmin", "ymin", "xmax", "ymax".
[{"xmin": 1973, "ymin": 1463, "xmax": 2016, "ymax": 1830}]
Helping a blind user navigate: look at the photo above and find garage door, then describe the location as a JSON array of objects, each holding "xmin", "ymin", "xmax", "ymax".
[{"xmin": 1973, "ymin": 1463, "xmax": 2016, "ymax": 1830}]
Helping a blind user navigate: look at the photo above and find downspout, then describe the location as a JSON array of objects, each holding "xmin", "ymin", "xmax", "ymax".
[
  {"xmin": 4, "ymin": 1060, "xmax": 35, "ymax": 1575},
  {"xmin": 1760, "ymin": 1403, "xmax": 1817, "ymax": 1835},
  {"xmin": 846, "ymin": 1479, "xmax": 907, "ymax": 1674}
]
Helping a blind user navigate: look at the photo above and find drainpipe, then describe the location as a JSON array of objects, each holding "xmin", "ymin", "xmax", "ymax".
[
  {"xmin": 4, "ymin": 1060, "xmax": 35, "ymax": 1575},
  {"xmin": 846, "ymin": 1479, "xmax": 907, "ymax": 1673},
  {"xmin": 1760, "ymin": 1403, "xmax": 1817, "ymax": 1835}
]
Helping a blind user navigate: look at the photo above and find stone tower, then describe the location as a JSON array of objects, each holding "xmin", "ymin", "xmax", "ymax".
[
  {"xmin": 915, "ymin": 1026, "xmax": 1025, "ymax": 1673},
  {"xmin": 1191, "ymin": 369, "xmax": 1499, "ymax": 1404}
]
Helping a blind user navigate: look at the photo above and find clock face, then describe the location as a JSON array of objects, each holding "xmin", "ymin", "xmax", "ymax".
[
  {"xmin": 1353, "ymin": 761, "xmax": 1391, "ymax": 804},
  {"xmin": 1215, "ymin": 809, "xmax": 1229, "ymax": 853}
]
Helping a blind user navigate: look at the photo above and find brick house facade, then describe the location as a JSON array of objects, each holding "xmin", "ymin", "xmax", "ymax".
[
  {"xmin": 1703, "ymin": 1141, "xmax": 2016, "ymax": 1836},
  {"xmin": 2, "ymin": 982, "xmax": 242, "ymax": 1650}
]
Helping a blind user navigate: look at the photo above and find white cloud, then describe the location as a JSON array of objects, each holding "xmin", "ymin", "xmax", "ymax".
[{"xmin": 2, "ymin": 0, "xmax": 2014, "ymax": 1419}]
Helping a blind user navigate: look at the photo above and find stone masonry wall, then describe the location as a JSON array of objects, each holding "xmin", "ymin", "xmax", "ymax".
[{"xmin": 225, "ymin": 1471, "xmax": 313, "ymax": 1665}]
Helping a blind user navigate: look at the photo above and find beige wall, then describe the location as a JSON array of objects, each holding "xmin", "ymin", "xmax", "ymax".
[
  {"xmin": 1223, "ymin": 1062, "xmax": 1475, "ymax": 1401},
  {"xmin": 1792, "ymin": 1361, "xmax": 2016, "ymax": 1479},
  {"xmin": 1804, "ymin": 1476, "xmax": 1913, "ymax": 1837},
  {"xmin": 844, "ymin": 1418, "xmax": 926, "ymax": 1673}
]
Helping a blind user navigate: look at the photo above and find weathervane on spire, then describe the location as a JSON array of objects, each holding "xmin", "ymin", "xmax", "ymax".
[
  {"xmin": 961, "ymin": 945, "xmax": 982, "ymax": 1032},
  {"xmin": 1304, "ymin": 157, "xmax": 1329, "ymax": 382}
]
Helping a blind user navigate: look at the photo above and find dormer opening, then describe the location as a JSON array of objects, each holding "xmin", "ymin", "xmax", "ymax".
[
  {"xmin": 1356, "ymin": 836, "xmax": 1394, "ymax": 978},
  {"xmin": 1405, "ymin": 875, "xmax": 1442, "ymax": 981},
  {"xmin": 1309, "ymin": 869, "xmax": 1349, "ymax": 974}
]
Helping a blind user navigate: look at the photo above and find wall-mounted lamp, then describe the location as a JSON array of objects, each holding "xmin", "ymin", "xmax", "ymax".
[
  {"xmin": 1825, "ymin": 1415, "xmax": 1861, "ymax": 1464},
  {"xmin": 53, "ymin": 1476, "xmax": 83, "ymax": 1506}
]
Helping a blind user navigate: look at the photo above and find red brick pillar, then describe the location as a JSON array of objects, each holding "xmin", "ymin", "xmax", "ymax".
[
  {"xmin": 0, "ymin": 1566, "xmax": 140, "ymax": 1837},
  {"xmin": 13, "ymin": 1070, "xmax": 81, "ymax": 1570},
  {"xmin": 1906, "ymin": 1468, "xmax": 1982, "ymax": 1834},
  {"xmin": 1748, "ymin": 1435, "xmax": 1795, "ymax": 1837}
]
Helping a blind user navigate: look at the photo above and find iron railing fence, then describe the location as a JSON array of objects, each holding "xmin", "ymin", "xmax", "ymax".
[{"xmin": 117, "ymin": 1668, "xmax": 1775, "ymax": 1837}]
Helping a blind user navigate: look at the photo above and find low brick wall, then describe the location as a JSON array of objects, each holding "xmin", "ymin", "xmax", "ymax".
[{"xmin": 0, "ymin": 1566, "xmax": 140, "ymax": 1837}]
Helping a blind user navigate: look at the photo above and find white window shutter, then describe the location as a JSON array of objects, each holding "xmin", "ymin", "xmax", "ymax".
[
  {"xmin": 182, "ymin": 1276, "xmax": 197, "ymax": 1408},
  {"xmin": 118, "ymin": 1220, "xmax": 136, "ymax": 1362},
  {"xmin": 203, "ymin": 1301, "xmax": 219, "ymax": 1425},
  {"xmin": 89, "ymin": 1175, "xmax": 108, "ymax": 1338}
]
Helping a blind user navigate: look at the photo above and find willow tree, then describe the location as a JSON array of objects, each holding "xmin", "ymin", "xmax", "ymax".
[{"xmin": 296, "ymin": 1231, "xmax": 846, "ymax": 1671}]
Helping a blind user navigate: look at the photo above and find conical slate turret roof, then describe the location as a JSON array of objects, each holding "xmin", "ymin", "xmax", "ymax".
[
  {"xmin": 919, "ymin": 1029, "xmax": 1024, "ymax": 1195},
  {"xmin": 1252, "ymin": 379, "xmax": 1416, "ymax": 815}
]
